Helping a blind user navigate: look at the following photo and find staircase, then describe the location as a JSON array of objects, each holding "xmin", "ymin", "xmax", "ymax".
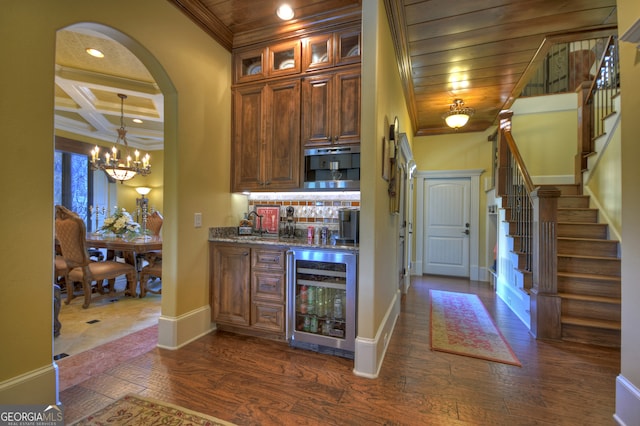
[
  {"xmin": 495, "ymin": 33, "xmax": 621, "ymax": 348},
  {"xmin": 552, "ymin": 185, "xmax": 621, "ymax": 347}
]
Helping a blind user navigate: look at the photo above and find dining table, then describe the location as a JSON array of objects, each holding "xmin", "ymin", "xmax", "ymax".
[{"xmin": 85, "ymin": 233, "xmax": 162, "ymax": 270}]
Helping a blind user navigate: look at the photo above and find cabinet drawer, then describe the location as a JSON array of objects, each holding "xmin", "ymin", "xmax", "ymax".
[
  {"xmin": 252, "ymin": 248, "xmax": 285, "ymax": 270},
  {"xmin": 252, "ymin": 270, "xmax": 285, "ymax": 302},
  {"xmin": 252, "ymin": 302, "xmax": 285, "ymax": 332}
]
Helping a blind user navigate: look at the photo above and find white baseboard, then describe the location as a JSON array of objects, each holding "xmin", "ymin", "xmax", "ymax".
[
  {"xmin": 157, "ymin": 304, "xmax": 215, "ymax": 350},
  {"xmin": 0, "ymin": 364, "xmax": 58, "ymax": 405},
  {"xmin": 615, "ymin": 375, "xmax": 640, "ymax": 425},
  {"xmin": 353, "ymin": 289, "xmax": 400, "ymax": 378}
]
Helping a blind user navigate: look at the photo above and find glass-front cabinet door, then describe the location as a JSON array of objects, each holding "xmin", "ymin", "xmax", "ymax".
[
  {"xmin": 235, "ymin": 47, "xmax": 265, "ymax": 83},
  {"xmin": 268, "ymin": 40, "xmax": 300, "ymax": 77},
  {"xmin": 304, "ymin": 34, "xmax": 333, "ymax": 71},
  {"xmin": 336, "ymin": 30, "xmax": 360, "ymax": 66}
]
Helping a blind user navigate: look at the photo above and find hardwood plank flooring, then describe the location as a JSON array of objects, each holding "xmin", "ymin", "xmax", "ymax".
[{"xmin": 59, "ymin": 275, "xmax": 620, "ymax": 425}]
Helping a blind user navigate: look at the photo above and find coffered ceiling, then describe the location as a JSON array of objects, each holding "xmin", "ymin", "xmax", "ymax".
[
  {"xmin": 55, "ymin": 28, "xmax": 164, "ymax": 151},
  {"xmin": 54, "ymin": 0, "xmax": 618, "ymax": 147}
]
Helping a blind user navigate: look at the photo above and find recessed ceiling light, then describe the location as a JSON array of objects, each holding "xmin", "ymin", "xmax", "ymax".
[
  {"xmin": 85, "ymin": 48, "xmax": 104, "ymax": 58},
  {"xmin": 132, "ymin": 118, "xmax": 143, "ymax": 124},
  {"xmin": 276, "ymin": 4, "xmax": 294, "ymax": 21}
]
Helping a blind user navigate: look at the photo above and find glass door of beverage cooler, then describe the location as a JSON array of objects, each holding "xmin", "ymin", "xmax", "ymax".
[{"xmin": 287, "ymin": 249, "xmax": 357, "ymax": 354}]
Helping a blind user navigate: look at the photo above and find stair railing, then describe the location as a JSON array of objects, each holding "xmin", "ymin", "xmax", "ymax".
[
  {"xmin": 585, "ymin": 35, "xmax": 620, "ymax": 144},
  {"xmin": 496, "ymin": 112, "xmax": 562, "ymax": 340},
  {"xmin": 497, "ymin": 113, "xmax": 534, "ymax": 283}
]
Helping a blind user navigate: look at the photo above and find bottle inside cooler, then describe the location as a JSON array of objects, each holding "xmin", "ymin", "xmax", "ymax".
[{"xmin": 294, "ymin": 259, "xmax": 347, "ymax": 339}]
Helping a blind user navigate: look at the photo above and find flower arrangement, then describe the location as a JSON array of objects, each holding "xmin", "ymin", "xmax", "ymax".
[{"xmin": 100, "ymin": 208, "xmax": 141, "ymax": 239}]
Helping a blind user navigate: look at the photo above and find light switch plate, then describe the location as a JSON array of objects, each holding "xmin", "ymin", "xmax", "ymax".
[{"xmin": 194, "ymin": 212, "xmax": 202, "ymax": 228}]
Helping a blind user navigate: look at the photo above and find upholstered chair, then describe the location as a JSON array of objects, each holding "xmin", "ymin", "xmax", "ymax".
[
  {"xmin": 54, "ymin": 255, "xmax": 68, "ymax": 290},
  {"xmin": 55, "ymin": 205, "xmax": 136, "ymax": 308},
  {"xmin": 139, "ymin": 254, "xmax": 162, "ymax": 297},
  {"xmin": 138, "ymin": 211, "xmax": 163, "ymax": 296},
  {"xmin": 146, "ymin": 211, "xmax": 163, "ymax": 236}
]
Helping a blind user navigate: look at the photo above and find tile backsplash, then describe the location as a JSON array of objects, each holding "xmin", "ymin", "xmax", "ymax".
[{"xmin": 247, "ymin": 192, "xmax": 360, "ymax": 233}]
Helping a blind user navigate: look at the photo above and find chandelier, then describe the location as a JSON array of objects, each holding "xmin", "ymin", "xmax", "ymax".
[
  {"xmin": 90, "ymin": 93, "xmax": 151, "ymax": 183},
  {"xmin": 443, "ymin": 99, "xmax": 475, "ymax": 129}
]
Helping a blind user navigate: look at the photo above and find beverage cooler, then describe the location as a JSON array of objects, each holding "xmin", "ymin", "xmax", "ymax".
[{"xmin": 286, "ymin": 248, "xmax": 357, "ymax": 358}]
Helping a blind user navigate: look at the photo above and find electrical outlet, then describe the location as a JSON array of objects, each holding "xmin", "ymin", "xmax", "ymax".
[{"xmin": 194, "ymin": 212, "xmax": 202, "ymax": 228}]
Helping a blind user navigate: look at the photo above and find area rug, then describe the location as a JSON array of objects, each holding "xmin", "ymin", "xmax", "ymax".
[
  {"xmin": 430, "ymin": 290, "xmax": 521, "ymax": 366},
  {"xmin": 71, "ymin": 394, "xmax": 236, "ymax": 425}
]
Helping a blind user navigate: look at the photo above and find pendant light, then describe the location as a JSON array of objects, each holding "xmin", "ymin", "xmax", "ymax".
[{"xmin": 90, "ymin": 94, "xmax": 151, "ymax": 183}]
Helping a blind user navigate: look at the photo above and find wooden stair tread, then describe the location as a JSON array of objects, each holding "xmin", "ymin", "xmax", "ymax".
[
  {"xmin": 557, "ymin": 271, "xmax": 621, "ymax": 282},
  {"xmin": 558, "ymin": 292, "xmax": 621, "ymax": 304},
  {"xmin": 557, "ymin": 253, "xmax": 620, "ymax": 261},
  {"xmin": 558, "ymin": 236, "xmax": 618, "ymax": 243},
  {"xmin": 558, "ymin": 221, "xmax": 607, "ymax": 226},
  {"xmin": 562, "ymin": 316, "xmax": 621, "ymax": 330}
]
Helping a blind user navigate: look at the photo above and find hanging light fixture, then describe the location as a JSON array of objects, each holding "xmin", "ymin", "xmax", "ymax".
[
  {"xmin": 90, "ymin": 93, "xmax": 151, "ymax": 183},
  {"xmin": 443, "ymin": 99, "xmax": 475, "ymax": 129}
]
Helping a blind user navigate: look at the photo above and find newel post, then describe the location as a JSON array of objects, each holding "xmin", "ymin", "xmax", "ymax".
[
  {"xmin": 529, "ymin": 186, "xmax": 562, "ymax": 340},
  {"xmin": 495, "ymin": 111, "xmax": 513, "ymax": 197}
]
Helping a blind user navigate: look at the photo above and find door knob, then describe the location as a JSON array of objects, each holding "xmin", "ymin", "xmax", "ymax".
[{"xmin": 462, "ymin": 229, "xmax": 470, "ymax": 235}]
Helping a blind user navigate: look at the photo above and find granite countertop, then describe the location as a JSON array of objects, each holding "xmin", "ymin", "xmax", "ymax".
[{"xmin": 209, "ymin": 227, "xmax": 359, "ymax": 253}]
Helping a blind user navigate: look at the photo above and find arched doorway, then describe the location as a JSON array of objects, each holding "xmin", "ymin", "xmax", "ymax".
[{"xmin": 53, "ymin": 23, "xmax": 171, "ymax": 366}]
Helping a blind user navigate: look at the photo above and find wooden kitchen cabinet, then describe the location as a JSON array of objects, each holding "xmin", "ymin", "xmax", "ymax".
[
  {"xmin": 250, "ymin": 247, "xmax": 286, "ymax": 333},
  {"xmin": 234, "ymin": 40, "xmax": 300, "ymax": 83},
  {"xmin": 231, "ymin": 78, "xmax": 301, "ymax": 192},
  {"xmin": 211, "ymin": 243, "xmax": 251, "ymax": 327},
  {"xmin": 302, "ymin": 67, "xmax": 361, "ymax": 147},
  {"xmin": 303, "ymin": 29, "xmax": 360, "ymax": 71},
  {"xmin": 210, "ymin": 242, "xmax": 287, "ymax": 339}
]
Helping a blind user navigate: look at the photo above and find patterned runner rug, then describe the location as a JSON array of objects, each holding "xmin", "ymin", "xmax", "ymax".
[
  {"xmin": 430, "ymin": 290, "xmax": 521, "ymax": 366},
  {"xmin": 71, "ymin": 394, "xmax": 236, "ymax": 425}
]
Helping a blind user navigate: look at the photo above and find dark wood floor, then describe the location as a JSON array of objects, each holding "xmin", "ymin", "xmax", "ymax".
[{"xmin": 60, "ymin": 275, "xmax": 620, "ymax": 425}]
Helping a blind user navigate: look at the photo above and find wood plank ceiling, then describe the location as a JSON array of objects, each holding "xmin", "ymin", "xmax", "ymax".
[{"xmin": 171, "ymin": 0, "xmax": 618, "ymax": 136}]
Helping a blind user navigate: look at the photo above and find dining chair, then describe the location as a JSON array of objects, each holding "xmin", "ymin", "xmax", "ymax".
[
  {"xmin": 146, "ymin": 211, "xmax": 163, "ymax": 236},
  {"xmin": 55, "ymin": 205, "xmax": 137, "ymax": 309},
  {"xmin": 138, "ymin": 211, "xmax": 163, "ymax": 296},
  {"xmin": 139, "ymin": 254, "xmax": 162, "ymax": 297},
  {"xmin": 54, "ymin": 254, "xmax": 68, "ymax": 290}
]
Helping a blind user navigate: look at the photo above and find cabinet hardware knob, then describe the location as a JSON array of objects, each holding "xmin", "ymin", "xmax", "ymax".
[{"xmin": 243, "ymin": 252, "xmax": 249, "ymax": 256}]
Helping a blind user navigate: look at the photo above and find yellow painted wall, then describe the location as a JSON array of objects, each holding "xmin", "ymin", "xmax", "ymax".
[
  {"xmin": 359, "ymin": 0, "xmax": 412, "ymax": 345},
  {"xmin": 0, "ymin": 0, "xmax": 239, "ymax": 403},
  {"xmin": 511, "ymin": 110, "xmax": 577, "ymax": 178},
  {"xmin": 618, "ymin": 0, "xmax": 640, "ymax": 411},
  {"xmin": 585, "ymin": 125, "xmax": 622, "ymax": 237}
]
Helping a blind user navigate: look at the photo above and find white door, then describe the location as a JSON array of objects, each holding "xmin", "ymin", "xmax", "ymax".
[{"xmin": 423, "ymin": 178, "xmax": 470, "ymax": 277}]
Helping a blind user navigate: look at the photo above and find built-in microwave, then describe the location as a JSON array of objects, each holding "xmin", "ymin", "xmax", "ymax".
[{"xmin": 303, "ymin": 146, "xmax": 360, "ymax": 190}]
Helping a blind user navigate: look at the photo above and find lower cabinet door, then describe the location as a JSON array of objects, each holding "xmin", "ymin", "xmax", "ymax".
[
  {"xmin": 212, "ymin": 244, "xmax": 251, "ymax": 326},
  {"xmin": 252, "ymin": 301, "xmax": 285, "ymax": 332}
]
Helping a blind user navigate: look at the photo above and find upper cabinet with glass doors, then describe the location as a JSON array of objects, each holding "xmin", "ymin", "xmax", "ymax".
[
  {"xmin": 235, "ymin": 40, "xmax": 300, "ymax": 83},
  {"xmin": 234, "ymin": 27, "xmax": 360, "ymax": 84},
  {"xmin": 303, "ymin": 29, "xmax": 360, "ymax": 71}
]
